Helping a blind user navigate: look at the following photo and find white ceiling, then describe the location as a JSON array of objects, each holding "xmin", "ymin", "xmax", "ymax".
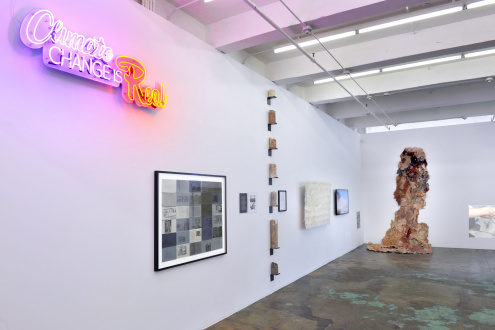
[{"xmin": 153, "ymin": 0, "xmax": 495, "ymax": 131}]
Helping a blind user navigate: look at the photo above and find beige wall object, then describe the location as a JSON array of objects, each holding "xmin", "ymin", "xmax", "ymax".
[
  {"xmin": 270, "ymin": 192, "xmax": 278, "ymax": 206},
  {"xmin": 270, "ymin": 220, "xmax": 278, "ymax": 249},
  {"xmin": 304, "ymin": 182, "xmax": 331, "ymax": 229},
  {"xmin": 269, "ymin": 138, "xmax": 277, "ymax": 149},
  {"xmin": 268, "ymin": 110, "xmax": 276, "ymax": 124},
  {"xmin": 269, "ymin": 163, "xmax": 277, "ymax": 178}
]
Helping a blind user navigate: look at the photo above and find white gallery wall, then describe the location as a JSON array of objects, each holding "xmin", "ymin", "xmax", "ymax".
[
  {"xmin": 361, "ymin": 122, "xmax": 495, "ymax": 250},
  {"xmin": 0, "ymin": 0, "xmax": 362, "ymax": 329}
]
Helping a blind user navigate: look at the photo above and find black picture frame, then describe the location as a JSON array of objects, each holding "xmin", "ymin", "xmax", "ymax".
[
  {"xmin": 154, "ymin": 171, "xmax": 227, "ymax": 271},
  {"xmin": 278, "ymin": 190, "xmax": 287, "ymax": 212},
  {"xmin": 335, "ymin": 189, "xmax": 349, "ymax": 215},
  {"xmin": 239, "ymin": 193, "xmax": 247, "ymax": 213}
]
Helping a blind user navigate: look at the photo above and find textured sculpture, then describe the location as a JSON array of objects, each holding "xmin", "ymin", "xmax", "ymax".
[
  {"xmin": 268, "ymin": 110, "xmax": 276, "ymax": 124},
  {"xmin": 367, "ymin": 148, "xmax": 432, "ymax": 254},
  {"xmin": 304, "ymin": 182, "xmax": 331, "ymax": 229},
  {"xmin": 269, "ymin": 163, "xmax": 277, "ymax": 178},
  {"xmin": 270, "ymin": 220, "xmax": 279, "ymax": 249},
  {"xmin": 270, "ymin": 192, "xmax": 278, "ymax": 207}
]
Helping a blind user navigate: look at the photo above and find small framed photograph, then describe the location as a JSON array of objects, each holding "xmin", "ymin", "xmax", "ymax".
[
  {"xmin": 155, "ymin": 171, "xmax": 227, "ymax": 271},
  {"xmin": 239, "ymin": 193, "xmax": 248, "ymax": 213},
  {"xmin": 335, "ymin": 189, "xmax": 349, "ymax": 215},
  {"xmin": 278, "ymin": 190, "xmax": 287, "ymax": 212}
]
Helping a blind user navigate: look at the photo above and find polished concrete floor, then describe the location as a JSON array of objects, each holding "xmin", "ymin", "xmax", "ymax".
[{"xmin": 209, "ymin": 244, "xmax": 495, "ymax": 329}]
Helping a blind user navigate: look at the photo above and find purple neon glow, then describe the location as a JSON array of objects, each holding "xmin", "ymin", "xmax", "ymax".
[
  {"xmin": 19, "ymin": 8, "xmax": 167, "ymax": 109},
  {"xmin": 20, "ymin": 9, "xmax": 121, "ymax": 87}
]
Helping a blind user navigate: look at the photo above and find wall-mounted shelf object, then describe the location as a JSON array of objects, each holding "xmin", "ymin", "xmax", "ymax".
[
  {"xmin": 270, "ymin": 262, "xmax": 280, "ymax": 281},
  {"xmin": 268, "ymin": 148, "xmax": 278, "ymax": 156},
  {"xmin": 269, "ymin": 163, "xmax": 277, "ymax": 185},
  {"xmin": 267, "ymin": 90, "xmax": 277, "ymax": 105},
  {"xmin": 269, "ymin": 191, "xmax": 278, "ymax": 213},
  {"xmin": 268, "ymin": 110, "xmax": 277, "ymax": 131},
  {"xmin": 268, "ymin": 138, "xmax": 277, "ymax": 156},
  {"xmin": 270, "ymin": 220, "xmax": 279, "ymax": 255}
]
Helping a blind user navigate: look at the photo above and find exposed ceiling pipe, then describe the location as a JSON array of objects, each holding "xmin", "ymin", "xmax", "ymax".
[
  {"xmin": 278, "ymin": 0, "xmax": 396, "ymax": 128},
  {"xmin": 241, "ymin": 0, "xmax": 390, "ymax": 130}
]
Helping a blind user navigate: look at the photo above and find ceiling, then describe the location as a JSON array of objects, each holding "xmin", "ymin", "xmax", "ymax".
[{"xmin": 151, "ymin": 0, "xmax": 495, "ymax": 132}]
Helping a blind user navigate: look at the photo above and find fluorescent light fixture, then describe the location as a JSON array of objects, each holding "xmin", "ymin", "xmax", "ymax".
[
  {"xmin": 359, "ymin": 7, "xmax": 463, "ymax": 34},
  {"xmin": 274, "ymin": 31, "xmax": 355, "ymax": 53},
  {"xmin": 367, "ymin": 115, "xmax": 495, "ymax": 133},
  {"xmin": 465, "ymin": 48, "xmax": 495, "ymax": 58},
  {"xmin": 467, "ymin": 0, "xmax": 495, "ymax": 9},
  {"xmin": 382, "ymin": 55, "xmax": 461, "ymax": 72},
  {"xmin": 274, "ymin": 45, "xmax": 297, "ymax": 53},
  {"xmin": 314, "ymin": 69, "xmax": 380, "ymax": 84},
  {"xmin": 314, "ymin": 77, "xmax": 334, "ymax": 84},
  {"xmin": 204, "ymin": 0, "xmax": 213, "ymax": 2},
  {"xmin": 349, "ymin": 69, "xmax": 380, "ymax": 78}
]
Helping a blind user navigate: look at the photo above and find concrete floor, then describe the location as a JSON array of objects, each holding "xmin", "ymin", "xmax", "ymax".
[{"xmin": 209, "ymin": 244, "xmax": 495, "ymax": 329}]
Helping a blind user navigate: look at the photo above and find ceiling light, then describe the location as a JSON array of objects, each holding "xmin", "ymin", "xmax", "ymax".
[
  {"xmin": 382, "ymin": 55, "xmax": 461, "ymax": 72},
  {"xmin": 274, "ymin": 45, "xmax": 297, "ymax": 53},
  {"xmin": 349, "ymin": 69, "xmax": 380, "ymax": 78},
  {"xmin": 359, "ymin": 7, "xmax": 463, "ymax": 34},
  {"xmin": 314, "ymin": 77, "xmax": 334, "ymax": 85},
  {"xmin": 204, "ymin": 0, "xmax": 213, "ymax": 2},
  {"xmin": 314, "ymin": 69, "xmax": 381, "ymax": 84},
  {"xmin": 274, "ymin": 31, "xmax": 355, "ymax": 53},
  {"xmin": 311, "ymin": 31, "xmax": 356, "ymax": 45},
  {"xmin": 464, "ymin": 48, "xmax": 495, "ymax": 58},
  {"xmin": 467, "ymin": 0, "xmax": 495, "ymax": 9}
]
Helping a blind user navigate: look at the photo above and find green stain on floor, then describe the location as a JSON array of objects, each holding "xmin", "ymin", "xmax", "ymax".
[
  {"xmin": 208, "ymin": 246, "xmax": 495, "ymax": 329},
  {"xmin": 321, "ymin": 288, "xmax": 400, "ymax": 312},
  {"xmin": 469, "ymin": 309, "xmax": 495, "ymax": 326},
  {"xmin": 412, "ymin": 305, "xmax": 460, "ymax": 327}
]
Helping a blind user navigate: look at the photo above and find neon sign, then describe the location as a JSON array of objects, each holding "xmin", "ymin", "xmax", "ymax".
[{"xmin": 20, "ymin": 9, "xmax": 167, "ymax": 109}]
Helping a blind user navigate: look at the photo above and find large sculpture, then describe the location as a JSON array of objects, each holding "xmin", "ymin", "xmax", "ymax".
[{"xmin": 367, "ymin": 148, "xmax": 432, "ymax": 254}]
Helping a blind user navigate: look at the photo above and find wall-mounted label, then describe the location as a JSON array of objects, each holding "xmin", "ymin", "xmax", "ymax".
[{"xmin": 20, "ymin": 9, "xmax": 167, "ymax": 109}]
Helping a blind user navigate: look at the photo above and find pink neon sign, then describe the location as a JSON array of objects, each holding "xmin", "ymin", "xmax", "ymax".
[{"xmin": 20, "ymin": 9, "xmax": 167, "ymax": 109}]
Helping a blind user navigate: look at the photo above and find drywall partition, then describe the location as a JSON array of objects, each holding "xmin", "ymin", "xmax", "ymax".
[
  {"xmin": 361, "ymin": 122, "xmax": 495, "ymax": 250},
  {"xmin": 0, "ymin": 0, "xmax": 362, "ymax": 329}
]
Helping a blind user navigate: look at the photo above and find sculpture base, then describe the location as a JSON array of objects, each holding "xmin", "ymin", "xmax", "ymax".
[{"xmin": 367, "ymin": 243, "xmax": 432, "ymax": 254}]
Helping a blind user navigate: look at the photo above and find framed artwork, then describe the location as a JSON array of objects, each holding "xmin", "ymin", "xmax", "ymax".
[
  {"xmin": 239, "ymin": 193, "xmax": 247, "ymax": 213},
  {"xmin": 335, "ymin": 189, "xmax": 349, "ymax": 215},
  {"xmin": 154, "ymin": 171, "xmax": 227, "ymax": 271},
  {"xmin": 278, "ymin": 190, "xmax": 287, "ymax": 212},
  {"xmin": 304, "ymin": 182, "xmax": 331, "ymax": 229}
]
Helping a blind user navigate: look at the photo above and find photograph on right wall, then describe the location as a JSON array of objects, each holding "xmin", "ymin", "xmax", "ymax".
[
  {"xmin": 335, "ymin": 189, "xmax": 349, "ymax": 215},
  {"xmin": 469, "ymin": 205, "xmax": 495, "ymax": 238}
]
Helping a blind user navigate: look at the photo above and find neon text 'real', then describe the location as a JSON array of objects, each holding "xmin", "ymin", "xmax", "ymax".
[{"xmin": 20, "ymin": 9, "xmax": 167, "ymax": 109}]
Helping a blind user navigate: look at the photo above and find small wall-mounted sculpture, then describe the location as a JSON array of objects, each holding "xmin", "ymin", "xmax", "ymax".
[
  {"xmin": 267, "ymin": 89, "xmax": 277, "ymax": 105},
  {"xmin": 270, "ymin": 262, "xmax": 280, "ymax": 281},
  {"xmin": 367, "ymin": 147, "xmax": 432, "ymax": 254},
  {"xmin": 269, "ymin": 163, "xmax": 278, "ymax": 185},
  {"xmin": 268, "ymin": 138, "xmax": 277, "ymax": 156},
  {"xmin": 270, "ymin": 220, "xmax": 279, "ymax": 255},
  {"xmin": 268, "ymin": 110, "xmax": 277, "ymax": 131},
  {"xmin": 269, "ymin": 191, "xmax": 277, "ymax": 213}
]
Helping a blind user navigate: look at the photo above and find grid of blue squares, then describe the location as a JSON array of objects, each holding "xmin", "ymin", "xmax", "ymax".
[{"xmin": 161, "ymin": 179, "xmax": 223, "ymax": 262}]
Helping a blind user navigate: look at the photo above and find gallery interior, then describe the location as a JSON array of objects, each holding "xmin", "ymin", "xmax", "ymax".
[{"xmin": 2, "ymin": 0, "xmax": 494, "ymax": 329}]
